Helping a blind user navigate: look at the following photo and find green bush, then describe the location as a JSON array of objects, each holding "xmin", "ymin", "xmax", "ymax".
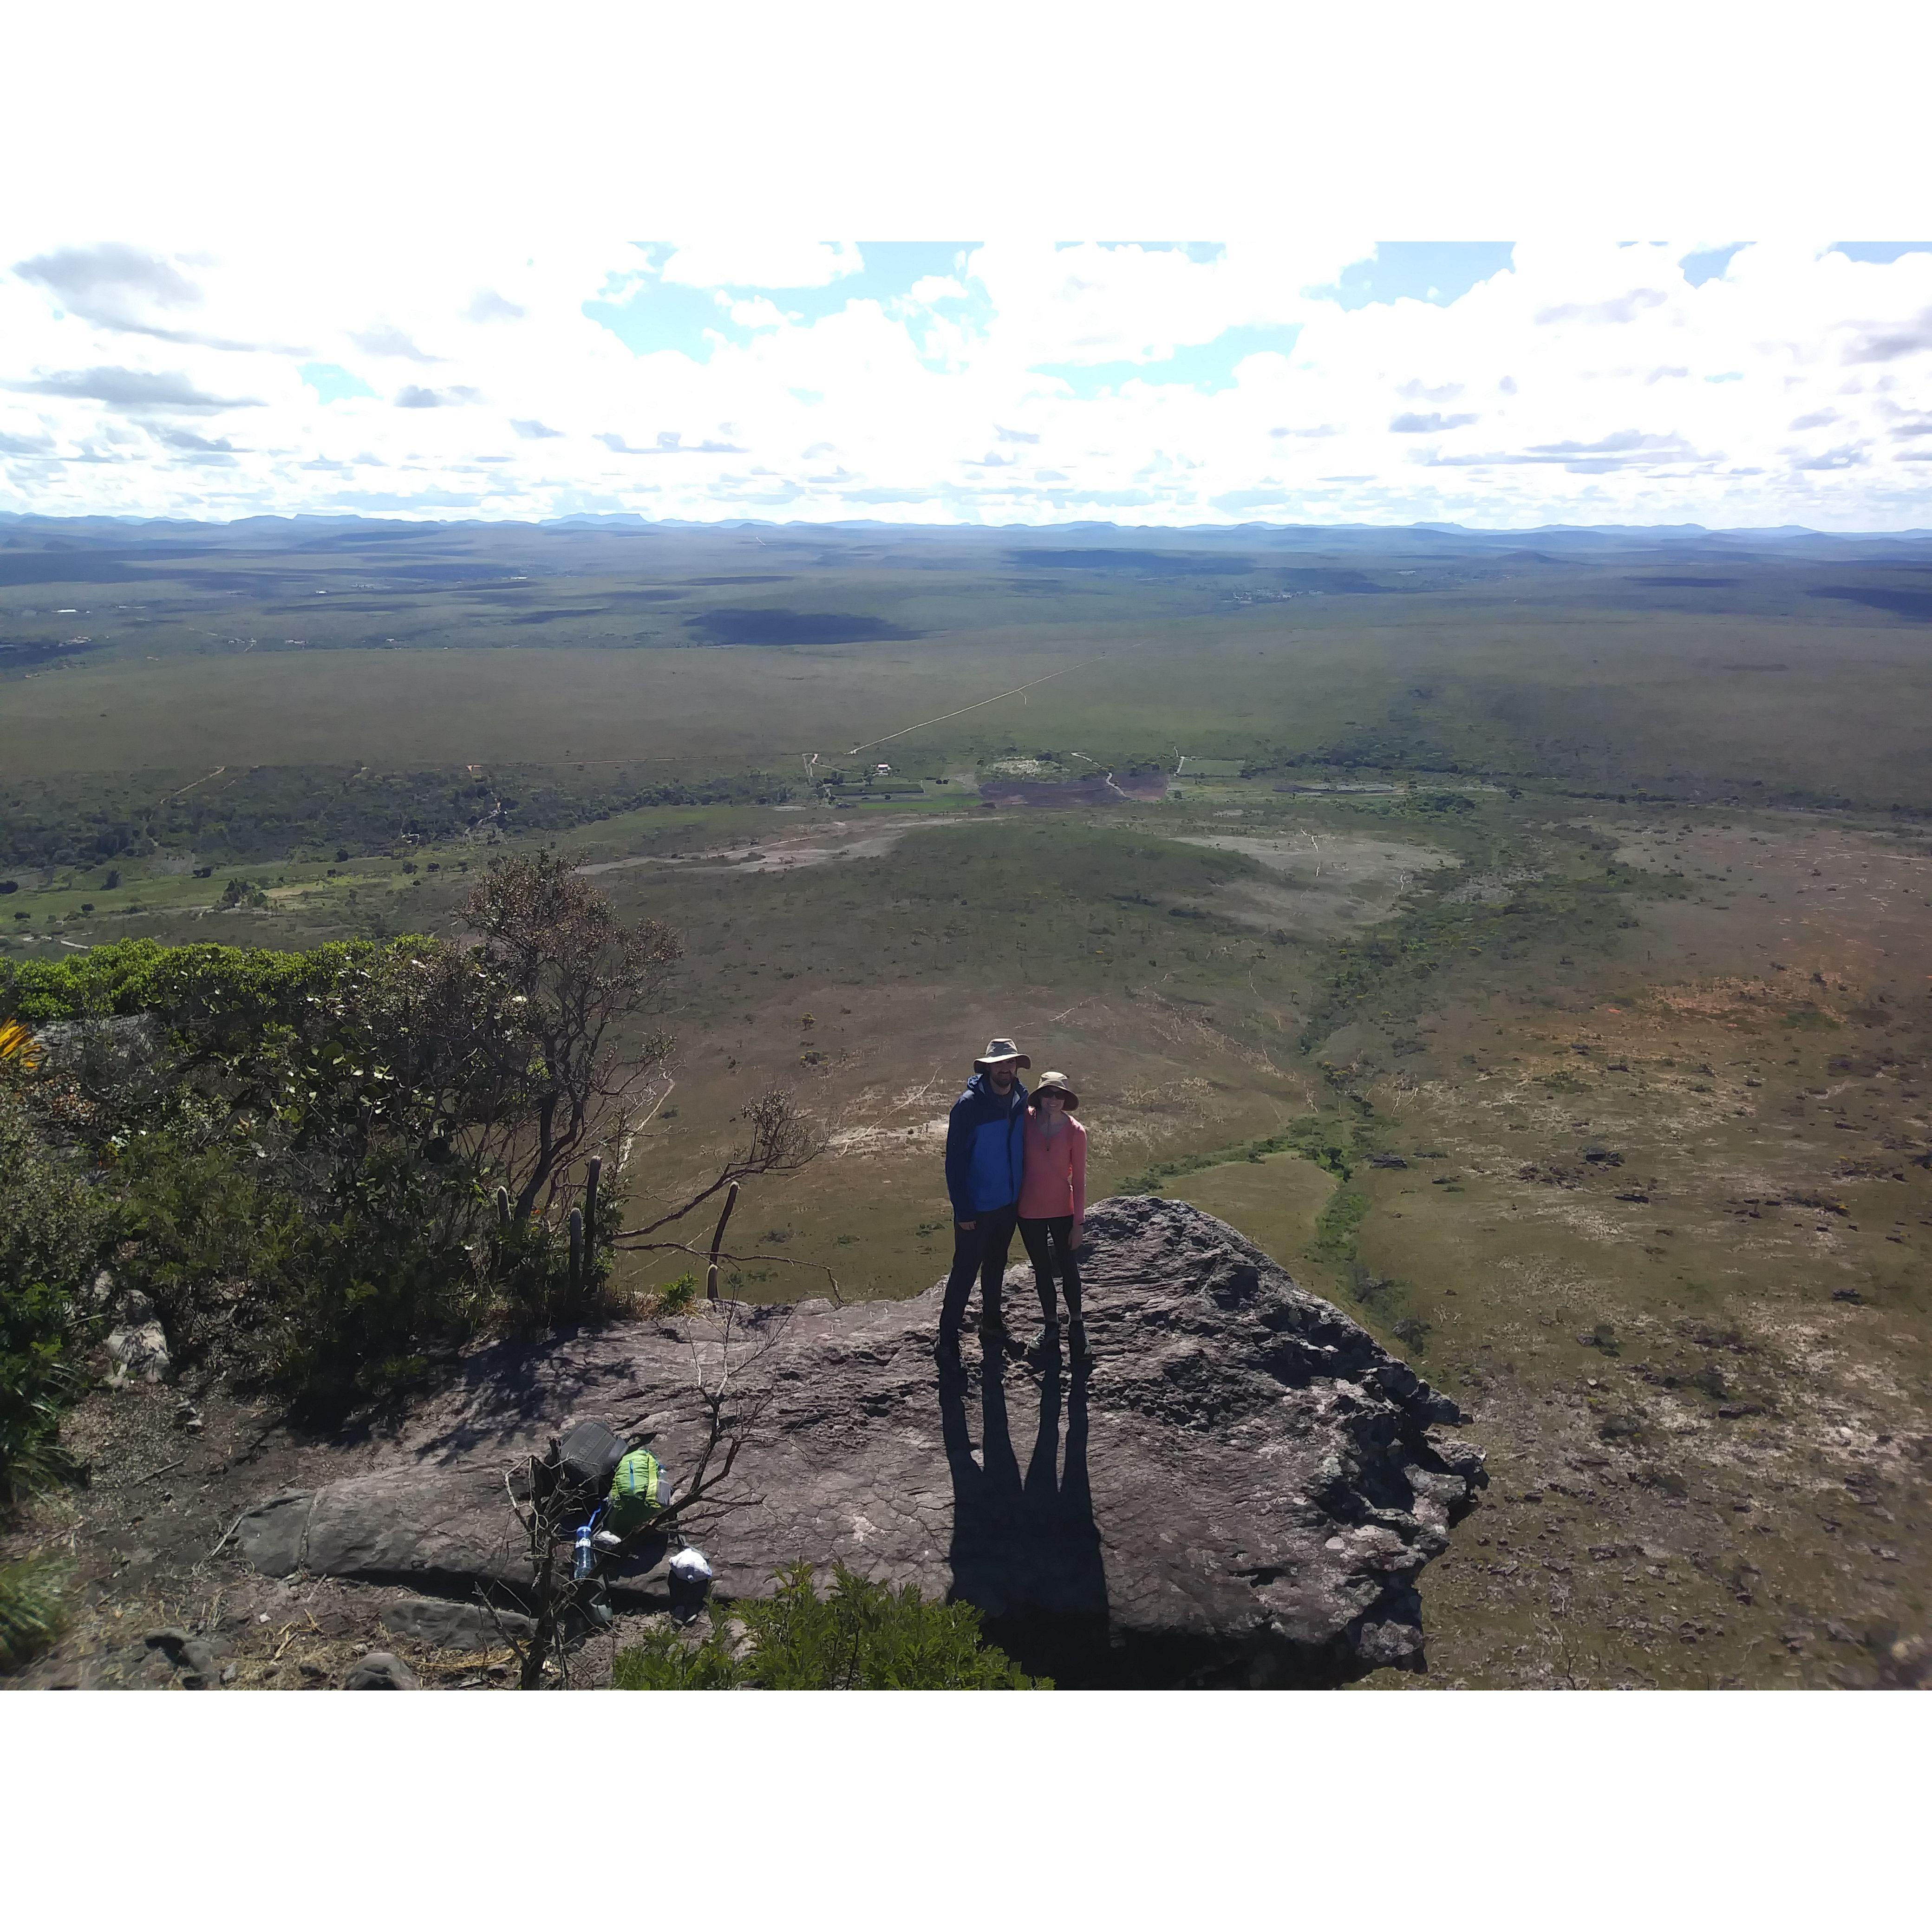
[
  {"xmin": 610, "ymin": 1624, "xmax": 747, "ymax": 1689},
  {"xmin": 0, "ymin": 1556, "xmax": 71, "ymax": 1671},
  {"xmin": 0, "ymin": 1087, "xmax": 107, "ymax": 1508},
  {"xmin": 109, "ymin": 1128, "xmax": 484, "ymax": 1412},
  {"xmin": 653, "ymin": 1271, "xmax": 701, "ymax": 1316},
  {"xmin": 614, "ymin": 1562, "xmax": 1047, "ymax": 1690},
  {"xmin": 2, "ymin": 864, "xmax": 692, "ymax": 1418}
]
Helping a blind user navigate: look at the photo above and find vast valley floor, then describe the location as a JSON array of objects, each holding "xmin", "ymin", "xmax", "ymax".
[{"xmin": 3, "ymin": 515, "xmax": 1928, "ymax": 1688}]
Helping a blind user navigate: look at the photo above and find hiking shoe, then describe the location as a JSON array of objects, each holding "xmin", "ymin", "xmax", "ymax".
[
  {"xmin": 1025, "ymin": 1324, "xmax": 1062, "ymax": 1365},
  {"xmin": 1068, "ymin": 1317, "xmax": 1091, "ymax": 1361},
  {"xmin": 934, "ymin": 1330, "xmax": 962, "ymax": 1364}
]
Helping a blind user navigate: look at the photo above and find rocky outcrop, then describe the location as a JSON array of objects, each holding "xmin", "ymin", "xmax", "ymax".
[{"xmin": 236, "ymin": 1197, "xmax": 1485, "ymax": 1686}]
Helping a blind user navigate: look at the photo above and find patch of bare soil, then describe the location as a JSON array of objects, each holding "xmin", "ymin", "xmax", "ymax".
[
  {"xmin": 1175, "ymin": 830, "xmax": 1457, "ymax": 938},
  {"xmin": 979, "ymin": 772, "xmax": 1167, "ymax": 807},
  {"xmin": 576, "ymin": 813, "xmax": 972, "ymax": 879}
]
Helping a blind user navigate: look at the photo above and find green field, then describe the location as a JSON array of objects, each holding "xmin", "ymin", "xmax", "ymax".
[{"xmin": 4, "ymin": 512, "xmax": 1929, "ymax": 1689}]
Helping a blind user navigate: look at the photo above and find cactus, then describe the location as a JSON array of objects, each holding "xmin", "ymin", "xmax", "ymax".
[
  {"xmin": 496, "ymin": 1185, "xmax": 510, "ymax": 1229},
  {"xmin": 706, "ymin": 1180, "xmax": 739, "ymax": 1302},
  {"xmin": 568, "ymin": 1207, "xmax": 584, "ymax": 1298},
  {"xmin": 583, "ymin": 1156, "xmax": 602, "ymax": 1274}
]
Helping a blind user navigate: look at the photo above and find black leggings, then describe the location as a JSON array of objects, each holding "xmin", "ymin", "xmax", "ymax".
[{"xmin": 1017, "ymin": 1215, "xmax": 1083, "ymax": 1324}]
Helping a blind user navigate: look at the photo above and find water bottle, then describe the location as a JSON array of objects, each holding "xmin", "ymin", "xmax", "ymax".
[{"xmin": 572, "ymin": 1523, "xmax": 595, "ymax": 1581}]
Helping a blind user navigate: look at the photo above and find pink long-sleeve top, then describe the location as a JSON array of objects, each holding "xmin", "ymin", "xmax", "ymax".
[{"xmin": 1018, "ymin": 1109, "xmax": 1086, "ymax": 1222}]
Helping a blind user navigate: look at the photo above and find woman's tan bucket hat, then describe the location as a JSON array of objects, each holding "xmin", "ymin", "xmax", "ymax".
[{"xmin": 1031, "ymin": 1070, "xmax": 1079, "ymax": 1110}]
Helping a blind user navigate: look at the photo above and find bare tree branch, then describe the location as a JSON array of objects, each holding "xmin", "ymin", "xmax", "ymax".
[
  {"xmin": 496, "ymin": 1300, "xmax": 796, "ymax": 1684},
  {"xmin": 614, "ymin": 1087, "xmax": 823, "ymax": 1241}
]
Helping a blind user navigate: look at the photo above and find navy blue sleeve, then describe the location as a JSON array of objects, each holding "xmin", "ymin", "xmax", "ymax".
[{"xmin": 944, "ymin": 1094, "xmax": 975, "ymax": 1220}]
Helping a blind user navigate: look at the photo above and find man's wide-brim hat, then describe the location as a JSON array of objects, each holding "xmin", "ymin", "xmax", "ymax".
[
  {"xmin": 974, "ymin": 1037, "xmax": 1031, "ymax": 1072},
  {"xmin": 1032, "ymin": 1071, "xmax": 1079, "ymax": 1110}
]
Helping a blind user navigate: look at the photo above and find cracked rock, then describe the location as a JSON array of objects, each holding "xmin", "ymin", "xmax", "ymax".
[{"xmin": 237, "ymin": 1196, "xmax": 1485, "ymax": 1687}]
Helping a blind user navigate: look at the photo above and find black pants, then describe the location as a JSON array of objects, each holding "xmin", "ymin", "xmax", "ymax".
[
  {"xmin": 940, "ymin": 1202, "xmax": 1018, "ymax": 1337},
  {"xmin": 1018, "ymin": 1215, "xmax": 1083, "ymax": 1324}
]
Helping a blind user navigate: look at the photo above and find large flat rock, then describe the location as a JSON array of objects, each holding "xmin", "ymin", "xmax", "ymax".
[{"xmin": 237, "ymin": 1196, "xmax": 1486, "ymax": 1685}]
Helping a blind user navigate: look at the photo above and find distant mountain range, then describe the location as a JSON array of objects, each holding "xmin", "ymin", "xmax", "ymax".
[{"xmin": 3, "ymin": 509, "xmax": 1930, "ymax": 550}]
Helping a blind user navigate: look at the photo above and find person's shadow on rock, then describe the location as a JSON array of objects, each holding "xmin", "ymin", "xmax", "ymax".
[{"xmin": 940, "ymin": 1349, "xmax": 1107, "ymax": 1684}]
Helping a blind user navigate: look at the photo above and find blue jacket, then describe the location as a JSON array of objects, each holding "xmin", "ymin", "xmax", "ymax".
[{"xmin": 944, "ymin": 1071, "xmax": 1028, "ymax": 1218}]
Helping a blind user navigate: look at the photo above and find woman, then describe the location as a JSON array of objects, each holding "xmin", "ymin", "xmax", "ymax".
[{"xmin": 1016, "ymin": 1070, "xmax": 1088, "ymax": 1362}]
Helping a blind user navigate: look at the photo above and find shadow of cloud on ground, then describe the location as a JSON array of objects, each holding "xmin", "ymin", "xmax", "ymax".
[
  {"xmin": 1809, "ymin": 585, "xmax": 1932, "ymax": 621},
  {"xmin": 683, "ymin": 608, "xmax": 922, "ymax": 645}
]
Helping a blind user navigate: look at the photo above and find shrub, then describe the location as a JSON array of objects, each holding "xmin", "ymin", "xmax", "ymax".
[
  {"xmin": 0, "ymin": 1556, "xmax": 71, "ymax": 1671},
  {"xmin": 109, "ymin": 1127, "xmax": 483, "ymax": 1412},
  {"xmin": 614, "ymin": 1562, "xmax": 1046, "ymax": 1690},
  {"xmin": 0, "ymin": 1087, "xmax": 107, "ymax": 1508},
  {"xmin": 653, "ymin": 1271, "xmax": 701, "ymax": 1316},
  {"xmin": 610, "ymin": 1624, "xmax": 746, "ymax": 1689}
]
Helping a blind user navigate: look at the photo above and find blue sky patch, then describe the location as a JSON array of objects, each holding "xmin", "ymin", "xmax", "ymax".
[
  {"xmin": 1829, "ymin": 242, "xmax": 1932, "ymax": 265},
  {"xmin": 587, "ymin": 244, "xmax": 986, "ymax": 362},
  {"xmin": 1680, "ymin": 244, "xmax": 1745, "ymax": 287},
  {"xmin": 1311, "ymin": 243, "xmax": 1515, "ymax": 309},
  {"xmin": 1034, "ymin": 324, "xmax": 1303, "ymax": 397},
  {"xmin": 300, "ymin": 362, "xmax": 377, "ymax": 403},
  {"xmin": 585, "ymin": 278, "xmax": 738, "ymax": 361}
]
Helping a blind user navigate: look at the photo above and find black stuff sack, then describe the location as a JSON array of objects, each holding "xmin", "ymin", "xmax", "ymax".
[{"xmin": 558, "ymin": 1419, "xmax": 628, "ymax": 1500}]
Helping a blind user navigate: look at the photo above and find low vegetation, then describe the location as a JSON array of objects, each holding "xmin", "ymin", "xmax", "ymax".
[
  {"xmin": 613, "ymin": 1562, "xmax": 1045, "ymax": 1689},
  {"xmin": 0, "ymin": 856, "xmax": 808, "ymax": 1501},
  {"xmin": 4, "ymin": 517, "xmax": 1928, "ymax": 1690},
  {"xmin": 0, "ymin": 1556, "xmax": 71, "ymax": 1671}
]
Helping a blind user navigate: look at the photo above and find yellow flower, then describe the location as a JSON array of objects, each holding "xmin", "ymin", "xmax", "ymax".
[{"xmin": 0, "ymin": 1020, "xmax": 39, "ymax": 1070}]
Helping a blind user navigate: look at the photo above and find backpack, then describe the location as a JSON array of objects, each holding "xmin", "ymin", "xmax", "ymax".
[
  {"xmin": 557, "ymin": 1419, "xmax": 627, "ymax": 1503},
  {"xmin": 604, "ymin": 1449, "xmax": 670, "ymax": 1537}
]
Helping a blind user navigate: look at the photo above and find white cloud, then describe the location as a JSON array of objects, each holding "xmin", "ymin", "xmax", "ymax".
[
  {"xmin": 0, "ymin": 233, "xmax": 1930, "ymax": 528},
  {"xmin": 658, "ymin": 242, "xmax": 863, "ymax": 289}
]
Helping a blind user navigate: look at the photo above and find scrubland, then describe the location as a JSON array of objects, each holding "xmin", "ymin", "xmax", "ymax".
[{"xmin": 3, "ymin": 516, "xmax": 1927, "ymax": 1687}]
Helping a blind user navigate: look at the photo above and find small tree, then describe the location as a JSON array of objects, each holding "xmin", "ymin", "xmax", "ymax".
[{"xmin": 460, "ymin": 853, "xmax": 680, "ymax": 1224}]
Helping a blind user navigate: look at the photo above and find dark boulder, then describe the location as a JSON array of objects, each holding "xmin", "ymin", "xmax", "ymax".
[
  {"xmin": 343, "ymin": 1651, "xmax": 418, "ymax": 1690},
  {"xmin": 238, "ymin": 1197, "xmax": 1485, "ymax": 1687},
  {"xmin": 144, "ymin": 1626, "xmax": 228, "ymax": 1688}
]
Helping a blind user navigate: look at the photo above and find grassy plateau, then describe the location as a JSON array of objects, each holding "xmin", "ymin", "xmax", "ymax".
[{"xmin": 3, "ymin": 511, "xmax": 1928, "ymax": 1688}]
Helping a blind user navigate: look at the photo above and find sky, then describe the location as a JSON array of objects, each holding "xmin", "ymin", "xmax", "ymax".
[
  {"xmin": 4, "ymin": 236, "xmax": 1930, "ymax": 531},
  {"xmin": 3, "ymin": 1, "xmax": 1929, "ymax": 536}
]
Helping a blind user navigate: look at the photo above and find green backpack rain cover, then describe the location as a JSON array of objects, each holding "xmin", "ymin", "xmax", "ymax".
[{"xmin": 605, "ymin": 1449, "xmax": 667, "ymax": 1537}]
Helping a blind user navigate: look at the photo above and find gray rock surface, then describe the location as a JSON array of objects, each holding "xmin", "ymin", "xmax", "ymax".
[
  {"xmin": 144, "ymin": 1626, "xmax": 229, "ymax": 1687},
  {"xmin": 343, "ymin": 1651, "xmax": 418, "ymax": 1690},
  {"xmin": 238, "ymin": 1197, "xmax": 1485, "ymax": 1685},
  {"xmin": 380, "ymin": 1595, "xmax": 535, "ymax": 1651}
]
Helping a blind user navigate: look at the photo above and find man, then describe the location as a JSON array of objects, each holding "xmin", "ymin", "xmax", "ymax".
[{"xmin": 938, "ymin": 1037, "xmax": 1030, "ymax": 1359}]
